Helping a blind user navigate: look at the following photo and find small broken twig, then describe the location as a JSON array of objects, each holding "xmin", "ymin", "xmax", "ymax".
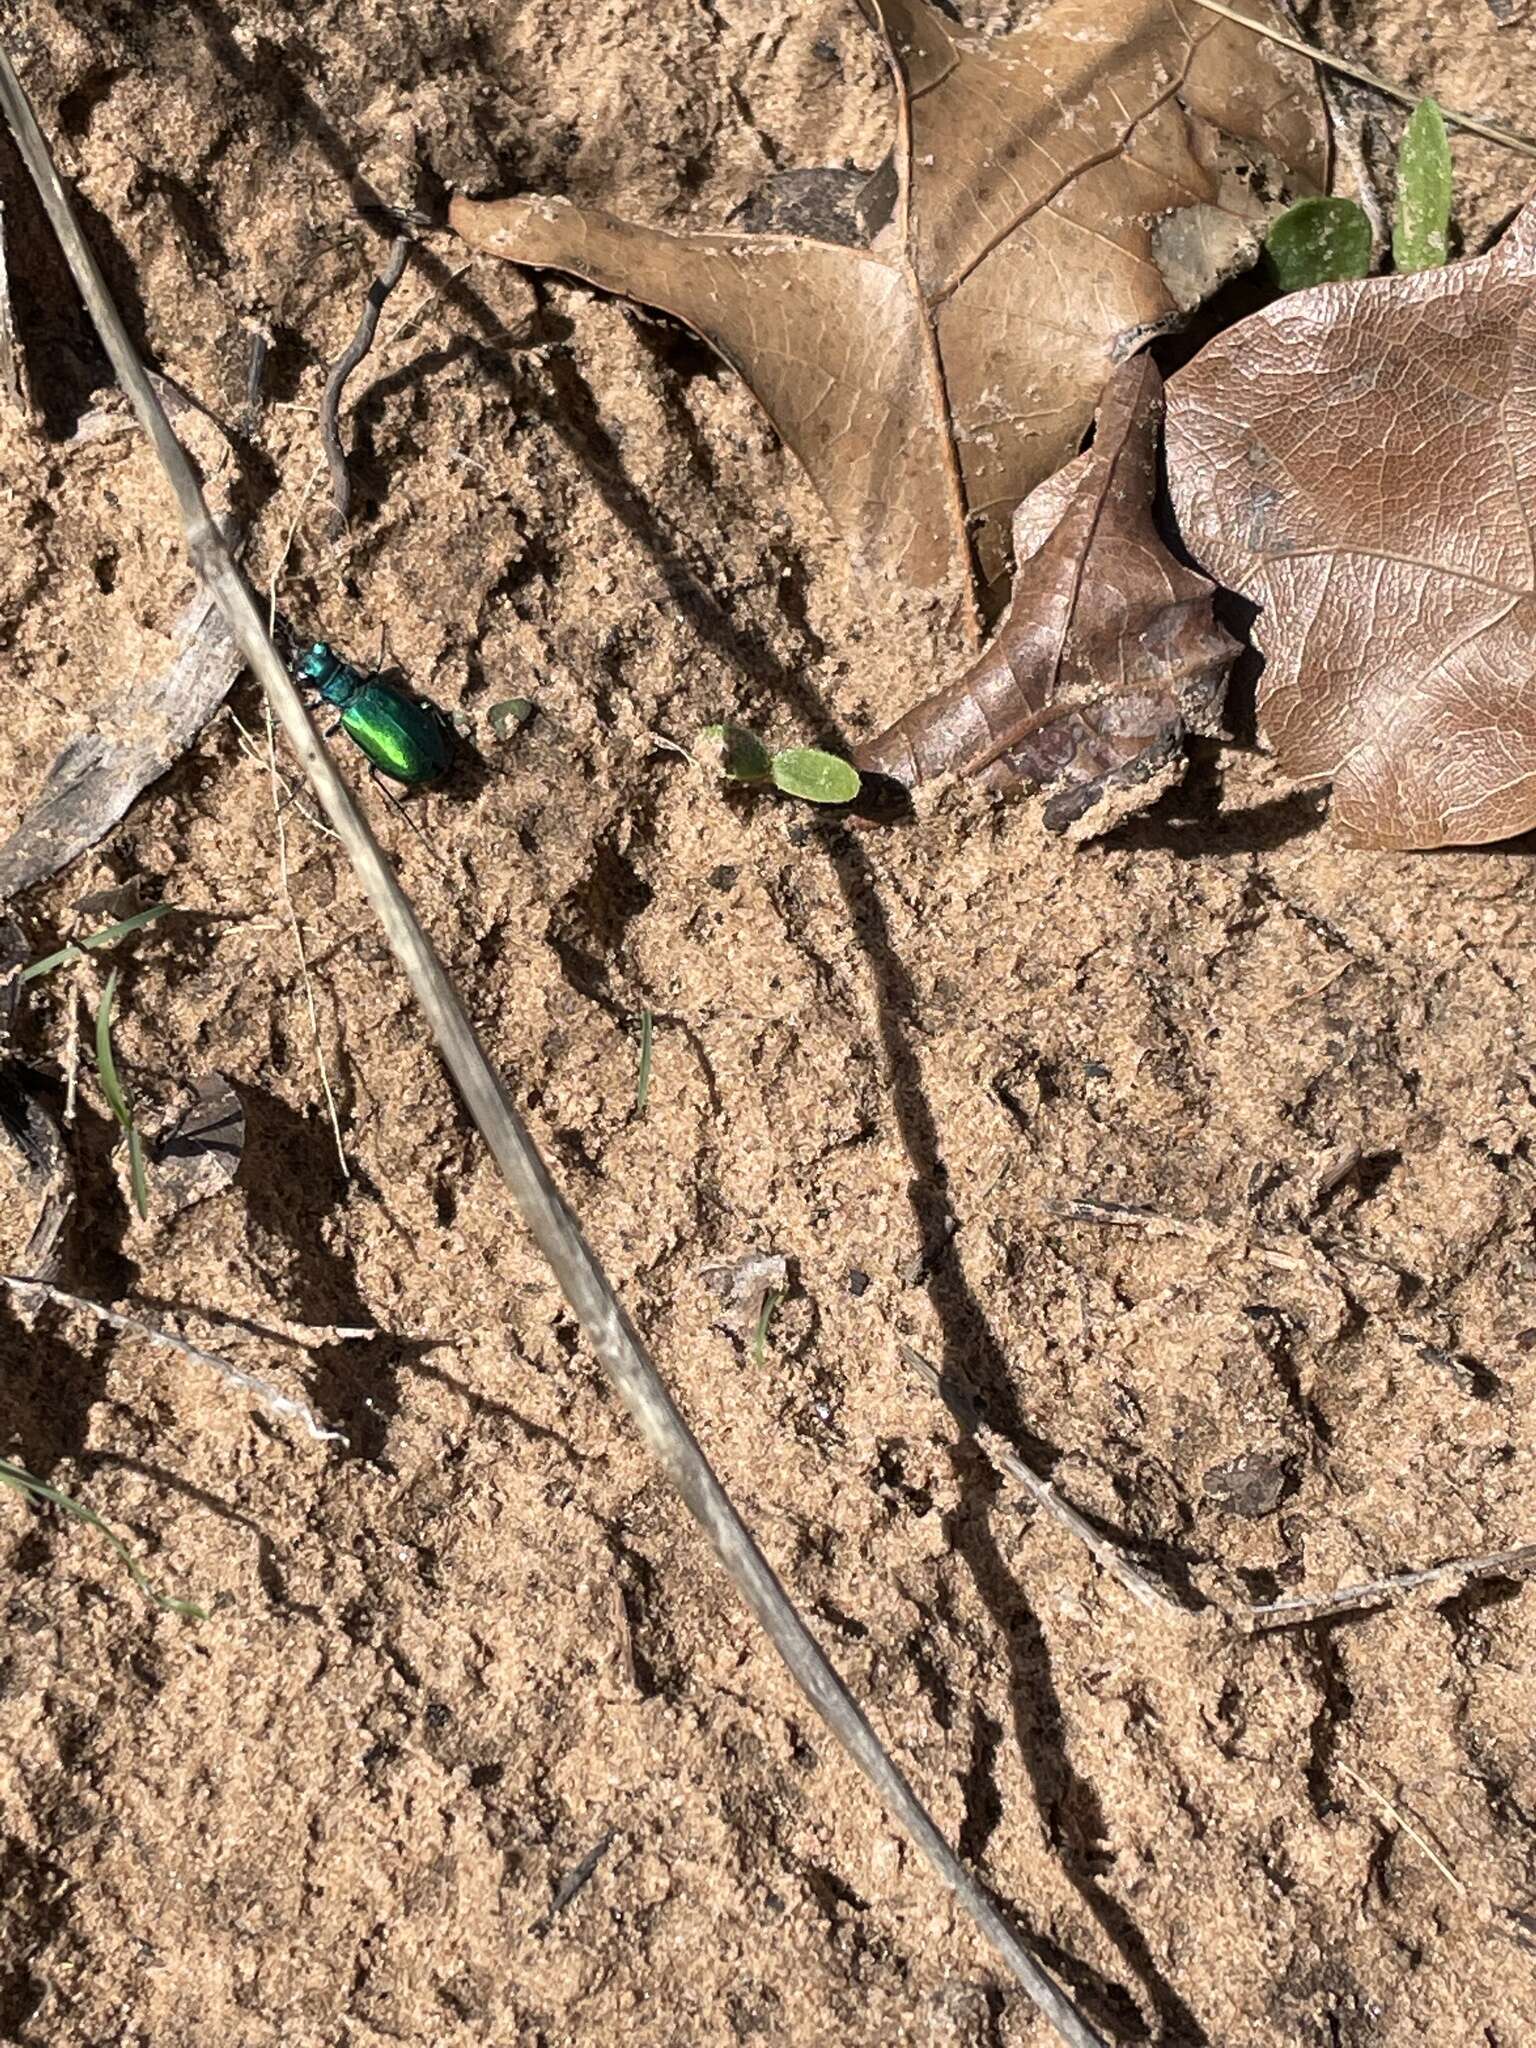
[
  {"xmin": 1185, "ymin": 0, "xmax": 1536, "ymax": 157},
  {"xmin": 319, "ymin": 233, "xmax": 410, "ymax": 527},
  {"xmin": 901, "ymin": 1341, "xmax": 1536, "ymax": 1632},
  {"xmin": 1335, "ymin": 1762, "xmax": 1467, "ymax": 1894},
  {"xmin": 901, "ymin": 1342, "xmax": 1180, "ymax": 1617},
  {"xmin": 535, "ymin": 1832, "xmax": 615, "ymax": 1934},
  {"xmin": 0, "ymin": 1274, "xmax": 345, "ymax": 1444},
  {"xmin": 1242, "ymin": 1544, "xmax": 1536, "ymax": 1627}
]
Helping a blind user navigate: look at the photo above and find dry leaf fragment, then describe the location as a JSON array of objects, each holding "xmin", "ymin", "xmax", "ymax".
[
  {"xmin": 0, "ymin": 584, "xmax": 241, "ymax": 905},
  {"xmin": 452, "ymin": 0, "xmax": 1325, "ymax": 636},
  {"xmin": 1165, "ymin": 201, "xmax": 1536, "ymax": 850},
  {"xmin": 0, "ymin": 1065, "xmax": 73, "ymax": 1281},
  {"xmin": 855, "ymin": 356, "xmax": 1236, "ymax": 823},
  {"xmin": 698, "ymin": 1251, "xmax": 788, "ymax": 1341},
  {"xmin": 146, "ymin": 1072, "xmax": 245, "ymax": 1214}
]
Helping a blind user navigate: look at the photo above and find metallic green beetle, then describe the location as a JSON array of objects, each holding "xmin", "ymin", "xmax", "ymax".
[{"xmin": 294, "ymin": 641, "xmax": 454, "ymax": 787}]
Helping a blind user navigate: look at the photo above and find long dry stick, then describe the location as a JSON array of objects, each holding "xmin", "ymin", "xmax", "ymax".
[
  {"xmin": 1187, "ymin": 0, "xmax": 1536, "ymax": 157},
  {"xmin": 0, "ymin": 45, "xmax": 1103, "ymax": 2048}
]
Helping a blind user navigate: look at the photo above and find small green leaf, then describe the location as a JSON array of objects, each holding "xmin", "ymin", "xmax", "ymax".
[
  {"xmin": 1265, "ymin": 197, "xmax": 1373, "ymax": 292},
  {"xmin": 696, "ymin": 722, "xmax": 773, "ymax": 783},
  {"xmin": 22, "ymin": 902, "xmax": 173, "ymax": 983},
  {"xmin": 1393, "ymin": 99, "xmax": 1452, "ymax": 274},
  {"xmin": 488, "ymin": 697, "xmax": 536, "ymax": 740},
  {"xmin": 0, "ymin": 1456, "xmax": 205, "ymax": 1617},
  {"xmin": 769, "ymin": 748, "xmax": 861, "ymax": 805}
]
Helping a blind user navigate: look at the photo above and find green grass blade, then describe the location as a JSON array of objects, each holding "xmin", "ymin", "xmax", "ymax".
[
  {"xmin": 1265, "ymin": 196, "xmax": 1373, "ymax": 291},
  {"xmin": 636, "ymin": 1005, "xmax": 654, "ymax": 1114},
  {"xmin": 769, "ymin": 748, "xmax": 861, "ymax": 805},
  {"xmin": 126, "ymin": 1124, "xmax": 150, "ymax": 1221},
  {"xmin": 21, "ymin": 902, "xmax": 172, "ymax": 982},
  {"xmin": 94, "ymin": 967, "xmax": 132, "ymax": 1129},
  {"xmin": 1394, "ymin": 99, "xmax": 1452, "ymax": 273},
  {"xmin": 0, "ymin": 1456, "xmax": 205, "ymax": 1617},
  {"xmin": 752, "ymin": 1287, "xmax": 780, "ymax": 1368},
  {"xmin": 95, "ymin": 968, "xmax": 149, "ymax": 1217}
]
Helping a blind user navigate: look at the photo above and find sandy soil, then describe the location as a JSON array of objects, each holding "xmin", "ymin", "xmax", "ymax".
[{"xmin": 1, "ymin": 2, "xmax": 1534, "ymax": 2043}]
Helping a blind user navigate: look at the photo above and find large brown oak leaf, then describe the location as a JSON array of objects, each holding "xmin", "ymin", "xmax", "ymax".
[
  {"xmin": 1166, "ymin": 202, "xmax": 1536, "ymax": 851},
  {"xmin": 452, "ymin": 0, "xmax": 1325, "ymax": 643}
]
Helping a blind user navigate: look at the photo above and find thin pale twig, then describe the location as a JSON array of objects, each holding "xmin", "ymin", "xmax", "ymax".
[
  {"xmin": 227, "ymin": 708, "xmax": 338, "ymax": 838},
  {"xmin": 0, "ymin": 46, "xmax": 1104, "ymax": 2048},
  {"xmin": 1242, "ymin": 1543, "xmax": 1536, "ymax": 1628},
  {"xmin": 0, "ymin": 1273, "xmax": 345, "ymax": 1444},
  {"xmin": 1335, "ymin": 1762, "xmax": 1467, "ymax": 1893},
  {"xmin": 900, "ymin": 1342, "xmax": 1186, "ymax": 1618},
  {"xmin": 1185, "ymin": 0, "xmax": 1536, "ymax": 157},
  {"xmin": 901, "ymin": 1340, "xmax": 1536, "ymax": 1631}
]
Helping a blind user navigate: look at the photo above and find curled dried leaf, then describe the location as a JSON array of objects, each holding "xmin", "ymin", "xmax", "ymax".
[
  {"xmin": 1166, "ymin": 202, "xmax": 1536, "ymax": 850},
  {"xmin": 856, "ymin": 356, "xmax": 1236, "ymax": 826}
]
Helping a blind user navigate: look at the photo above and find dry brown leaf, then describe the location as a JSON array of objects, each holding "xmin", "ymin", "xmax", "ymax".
[
  {"xmin": 1166, "ymin": 201, "xmax": 1536, "ymax": 851},
  {"xmin": 451, "ymin": 0, "xmax": 1325, "ymax": 639},
  {"xmin": 855, "ymin": 354, "xmax": 1236, "ymax": 824}
]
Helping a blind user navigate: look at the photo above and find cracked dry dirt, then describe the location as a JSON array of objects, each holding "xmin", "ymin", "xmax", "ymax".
[{"xmin": 1, "ymin": 3, "xmax": 1535, "ymax": 2044}]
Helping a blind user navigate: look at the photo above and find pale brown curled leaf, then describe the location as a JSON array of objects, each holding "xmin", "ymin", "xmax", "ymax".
[
  {"xmin": 855, "ymin": 356, "xmax": 1237, "ymax": 824},
  {"xmin": 452, "ymin": 0, "xmax": 1326, "ymax": 639},
  {"xmin": 1166, "ymin": 200, "xmax": 1536, "ymax": 850}
]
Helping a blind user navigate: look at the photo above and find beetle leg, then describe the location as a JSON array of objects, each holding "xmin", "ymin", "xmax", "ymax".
[{"xmin": 366, "ymin": 766, "xmax": 450, "ymax": 872}]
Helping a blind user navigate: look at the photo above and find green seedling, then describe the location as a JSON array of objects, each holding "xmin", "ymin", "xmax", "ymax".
[
  {"xmin": 0, "ymin": 1455, "xmax": 205, "ymax": 1617},
  {"xmin": 635, "ymin": 1004, "xmax": 654, "ymax": 1114},
  {"xmin": 489, "ymin": 696, "xmax": 536, "ymax": 741},
  {"xmin": 21, "ymin": 902, "xmax": 172, "ymax": 983},
  {"xmin": 695, "ymin": 722, "xmax": 772, "ymax": 782},
  {"xmin": 1393, "ymin": 99, "xmax": 1453, "ymax": 274},
  {"xmin": 751, "ymin": 1286, "xmax": 781, "ymax": 1368},
  {"xmin": 769, "ymin": 748, "xmax": 861, "ymax": 804},
  {"xmin": 1265, "ymin": 195, "xmax": 1373, "ymax": 292},
  {"xmin": 96, "ymin": 966, "xmax": 148, "ymax": 1221},
  {"xmin": 1266, "ymin": 100, "xmax": 1453, "ymax": 291},
  {"xmin": 695, "ymin": 723, "xmax": 860, "ymax": 806}
]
